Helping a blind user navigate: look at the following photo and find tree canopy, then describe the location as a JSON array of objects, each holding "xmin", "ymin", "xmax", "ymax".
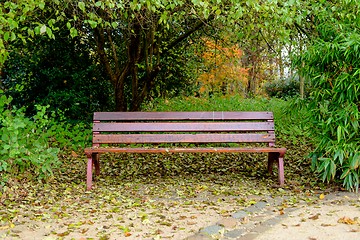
[{"xmin": 1, "ymin": 0, "xmax": 307, "ymax": 110}]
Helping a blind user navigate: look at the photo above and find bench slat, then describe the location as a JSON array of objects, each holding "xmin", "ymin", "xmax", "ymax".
[
  {"xmin": 93, "ymin": 111, "xmax": 273, "ymax": 121},
  {"xmin": 93, "ymin": 133, "xmax": 275, "ymax": 144},
  {"xmin": 93, "ymin": 122, "xmax": 274, "ymax": 132},
  {"xmin": 85, "ymin": 147, "xmax": 286, "ymax": 154}
]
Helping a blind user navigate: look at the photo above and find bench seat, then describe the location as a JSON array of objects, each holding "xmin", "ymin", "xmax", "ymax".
[{"xmin": 85, "ymin": 147, "xmax": 286, "ymax": 154}]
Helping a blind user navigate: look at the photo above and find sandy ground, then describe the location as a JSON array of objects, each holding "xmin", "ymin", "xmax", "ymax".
[{"xmin": 255, "ymin": 195, "xmax": 360, "ymax": 240}]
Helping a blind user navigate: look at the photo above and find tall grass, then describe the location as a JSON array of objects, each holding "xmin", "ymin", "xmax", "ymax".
[{"xmin": 145, "ymin": 95, "xmax": 285, "ymax": 112}]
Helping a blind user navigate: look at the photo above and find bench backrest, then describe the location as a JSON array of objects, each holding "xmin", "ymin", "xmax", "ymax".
[{"xmin": 91, "ymin": 112, "xmax": 276, "ymax": 147}]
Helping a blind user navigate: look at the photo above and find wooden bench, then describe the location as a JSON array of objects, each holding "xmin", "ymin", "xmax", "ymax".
[{"xmin": 84, "ymin": 111, "xmax": 286, "ymax": 190}]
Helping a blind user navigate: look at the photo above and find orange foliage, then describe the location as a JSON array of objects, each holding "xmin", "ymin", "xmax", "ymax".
[{"xmin": 197, "ymin": 38, "xmax": 249, "ymax": 96}]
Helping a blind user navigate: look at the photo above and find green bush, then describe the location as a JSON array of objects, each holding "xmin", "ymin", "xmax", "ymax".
[
  {"xmin": 47, "ymin": 117, "xmax": 91, "ymax": 151},
  {"xmin": 144, "ymin": 95, "xmax": 282, "ymax": 112},
  {"xmin": 0, "ymin": 90, "xmax": 92, "ymax": 187},
  {"xmin": 2, "ymin": 32, "xmax": 113, "ymax": 121},
  {"xmin": 264, "ymin": 76, "xmax": 305, "ymax": 99},
  {"xmin": 293, "ymin": 7, "xmax": 360, "ymax": 191},
  {"xmin": 0, "ymin": 93, "xmax": 60, "ymax": 182}
]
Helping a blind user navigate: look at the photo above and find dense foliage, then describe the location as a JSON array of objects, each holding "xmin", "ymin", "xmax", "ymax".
[
  {"xmin": 3, "ymin": 32, "xmax": 113, "ymax": 120},
  {"xmin": 264, "ymin": 76, "xmax": 306, "ymax": 99},
  {"xmin": 0, "ymin": 93, "xmax": 59, "ymax": 183},
  {"xmin": 0, "ymin": 91, "xmax": 91, "ymax": 186},
  {"xmin": 1, "ymin": 0, "xmax": 307, "ymax": 111},
  {"xmin": 294, "ymin": 0, "xmax": 360, "ymax": 191}
]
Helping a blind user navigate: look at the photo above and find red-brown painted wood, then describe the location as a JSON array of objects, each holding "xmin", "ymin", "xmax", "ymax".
[
  {"xmin": 92, "ymin": 133, "xmax": 275, "ymax": 144},
  {"xmin": 93, "ymin": 122, "xmax": 274, "ymax": 132},
  {"xmin": 93, "ymin": 111, "xmax": 273, "ymax": 121},
  {"xmin": 85, "ymin": 147, "xmax": 287, "ymax": 154},
  {"xmin": 85, "ymin": 111, "xmax": 286, "ymax": 190}
]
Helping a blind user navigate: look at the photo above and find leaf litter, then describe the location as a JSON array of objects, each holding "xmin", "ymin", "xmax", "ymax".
[{"xmin": 0, "ymin": 151, "xmax": 356, "ymax": 239}]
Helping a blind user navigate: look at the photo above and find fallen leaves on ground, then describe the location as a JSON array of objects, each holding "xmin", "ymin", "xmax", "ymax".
[{"xmin": 0, "ymin": 151, "xmax": 342, "ymax": 239}]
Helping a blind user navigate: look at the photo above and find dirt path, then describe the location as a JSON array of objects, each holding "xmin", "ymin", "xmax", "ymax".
[
  {"xmin": 185, "ymin": 191, "xmax": 360, "ymax": 240},
  {"xmin": 254, "ymin": 203, "xmax": 360, "ymax": 240}
]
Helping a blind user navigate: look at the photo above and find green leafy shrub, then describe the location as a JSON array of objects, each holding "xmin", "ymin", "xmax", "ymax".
[
  {"xmin": 293, "ymin": 5, "xmax": 360, "ymax": 191},
  {"xmin": 0, "ymin": 93, "xmax": 60, "ymax": 181},
  {"xmin": 47, "ymin": 117, "xmax": 91, "ymax": 151},
  {"xmin": 2, "ymin": 32, "xmax": 113, "ymax": 121},
  {"xmin": 264, "ymin": 76, "xmax": 306, "ymax": 99}
]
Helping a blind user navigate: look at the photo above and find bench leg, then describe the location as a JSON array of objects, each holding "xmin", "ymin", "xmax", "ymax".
[
  {"xmin": 86, "ymin": 154, "xmax": 93, "ymax": 191},
  {"xmin": 86, "ymin": 153, "xmax": 100, "ymax": 191},
  {"xmin": 278, "ymin": 155, "xmax": 285, "ymax": 186},
  {"xmin": 268, "ymin": 152, "xmax": 285, "ymax": 186},
  {"xmin": 267, "ymin": 152, "xmax": 278, "ymax": 174},
  {"xmin": 94, "ymin": 153, "xmax": 100, "ymax": 176}
]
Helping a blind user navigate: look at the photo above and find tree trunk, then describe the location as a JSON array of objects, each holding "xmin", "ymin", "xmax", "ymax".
[
  {"xmin": 243, "ymin": 49, "xmax": 258, "ymax": 97},
  {"xmin": 299, "ymin": 61, "xmax": 305, "ymax": 99},
  {"xmin": 278, "ymin": 51, "xmax": 284, "ymax": 79},
  {"xmin": 299, "ymin": 39, "xmax": 305, "ymax": 99},
  {"xmin": 94, "ymin": 13, "xmax": 207, "ymax": 112},
  {"xmin": 115, "ymin": 82, "xmax": 127, "ymax": 111}
]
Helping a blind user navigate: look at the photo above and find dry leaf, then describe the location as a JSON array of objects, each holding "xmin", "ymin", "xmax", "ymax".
[
  {"xmin": 309, "ymin": 213, "xmax": 320, "ymax": 220},
  {"xmin": 319, "ymin": 193, "xmax": 325, "ymax": 200},
  {"xmin": 154, "ymin": 229, "xmax": 163, "ymax": 235},
  {"xmin": 187, "ymin": 221, "xmax": 197, "ymax": 225},
  {"xmin": 281, "ymin": 223, "xmax": 288, "ymax": 228},
  {"xmin": 338, "ymin": 216, "xmax": 357, "ymax": 225},
  {"xmin": 80, "ymin": 228, "xmax": 89, "ymax": 234},
  {"xmin": 71, "ymin": 151, "xmax": 78, "ymax": 157},
  {"xmin": 321, "ymin": 223, "xmax": 334, "ymax": 227},
  {"xmin": 57, "ymin": 231, "xmax": 70, "ymax": 237},
  {"xmin": 241, "ymin": 217, "xmax": 249, "ymax": 224}
]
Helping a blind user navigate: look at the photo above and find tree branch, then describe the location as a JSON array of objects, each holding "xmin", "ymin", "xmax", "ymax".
[
  {"xmin": 294, "ymin": 22, "xmax": 311, "ymax": 40},
  {"xmin": 106, "ymin": 29, "xmax": 120, "ymax": 77},
  {"xmin": 163, "ymin": 17, "xmax": 212, "ymax": 55},
  {"xmin": 259, "ymin": 29, "xmax": 276, "ymax": 53},
  {"xmin": 94, "ymin": 27, "xmax": 115, "ymax": 84}
]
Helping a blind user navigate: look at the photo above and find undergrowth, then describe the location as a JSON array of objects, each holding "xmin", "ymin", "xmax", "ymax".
[
  {"xmin": 1, "ymin": 94, "xmax": 325, "ymax": 193},
  {"xmin": 0, "ymin": 92, "xmax": 90, "ymax": 187}
]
